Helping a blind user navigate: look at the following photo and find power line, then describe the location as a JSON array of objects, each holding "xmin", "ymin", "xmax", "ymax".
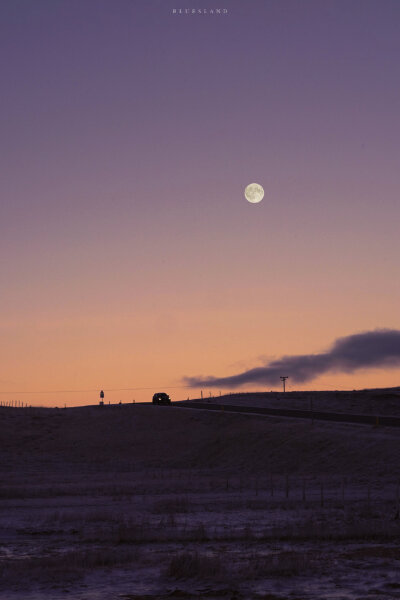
[{"xmin": 0, "ymin": 385, "xmax": 192, "ymax": 395}]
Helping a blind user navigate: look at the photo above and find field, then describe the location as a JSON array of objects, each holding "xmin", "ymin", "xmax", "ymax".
[
  {"xmin": 187, "ymin": 388, "xmax": 400, "ymax": 417},
  {"xmin": 1, "ymin": 398, "xmax": 400, "ymax": 599}
]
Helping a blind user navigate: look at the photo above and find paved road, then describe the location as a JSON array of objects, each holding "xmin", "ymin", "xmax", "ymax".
[{"xmin": 175, "ymin": 401, "xmax": 400, "ymax": 427}]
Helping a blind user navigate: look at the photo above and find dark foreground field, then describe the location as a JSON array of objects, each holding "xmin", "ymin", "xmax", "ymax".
[{"xmin": 1, "ymin": 403, "xmax": 400, "ymax": 599}]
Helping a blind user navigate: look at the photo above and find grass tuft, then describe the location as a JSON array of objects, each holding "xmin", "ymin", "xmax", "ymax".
[{"xmin": 166, "ymin": 551, "xmax": 226, "ymax": 581}]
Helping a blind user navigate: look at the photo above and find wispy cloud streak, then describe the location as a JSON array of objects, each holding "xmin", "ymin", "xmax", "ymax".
[{"xmin": 184, "ymin": 329, "xmax": 400, "ymax": 388}]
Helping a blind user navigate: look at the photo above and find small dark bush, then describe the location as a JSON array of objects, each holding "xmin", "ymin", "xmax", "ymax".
[
  {"xmin": 166, "ymin": 551, "xmax": 226, "ymax": 580},
  {"xmin": 246, "ymin": 551, "xmax": 315, "ymax": 578}
]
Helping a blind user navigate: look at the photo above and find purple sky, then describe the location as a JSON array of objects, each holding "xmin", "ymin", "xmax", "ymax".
[{"xmin": 1, "ymin": 1, "xmax": 400, "ymax": 405}]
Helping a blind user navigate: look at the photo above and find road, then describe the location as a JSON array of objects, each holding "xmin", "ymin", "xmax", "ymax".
[{"xmin": 175, "ymin": 401, "xmax": 400, "ymax": 427}]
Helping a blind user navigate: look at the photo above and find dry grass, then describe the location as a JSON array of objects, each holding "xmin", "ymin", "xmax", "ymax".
[
  {"xmin": 166, "ymin": 551, "xmax": 227, "ymax": 581},
  {"xmin": 2, "ymin": 403, "xmax": 400, "ymax": 477},
  {"xmin": 244, "ymin": 550, "xmax": 317, "ymax": 578},
  {"xmin": 0, "ymin": 547, "xmax": 139, "ymax": 586},
  {"xmin": 152, "ymin": 496, "xmax": 191, "ymax": 514},
  {"xmin": 266, "ymin": 514, "xmax": 400, "ymax": 542},
  {"xmin": 2, "ymin": 405, "xmax": 400, "ymax": 598}
]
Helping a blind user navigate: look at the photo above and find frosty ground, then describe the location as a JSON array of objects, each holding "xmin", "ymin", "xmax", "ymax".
[{"xmin": 1, "ymin": 399, "xmax": 400, "ymax": 600}]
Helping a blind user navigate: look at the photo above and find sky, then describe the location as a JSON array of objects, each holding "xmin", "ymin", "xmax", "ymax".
[{"xmin": 1, "ymin": 0, "xmax": 400, "ymax": 406}]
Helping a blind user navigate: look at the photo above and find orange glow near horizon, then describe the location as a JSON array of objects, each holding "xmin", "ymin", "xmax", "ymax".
[{"xmin": 2, "ymin": 304, "xmax": 400, "ymax": 407}]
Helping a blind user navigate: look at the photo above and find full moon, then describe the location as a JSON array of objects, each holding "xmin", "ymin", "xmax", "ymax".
[{"xmin": 245, "ymin": 183, "xmax": 264, "ymax": 203}]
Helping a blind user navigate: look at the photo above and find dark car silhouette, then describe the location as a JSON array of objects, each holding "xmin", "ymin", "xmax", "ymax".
[{"xmin": 152, "ymin": 392, "xmax": 171, "ymax": 405}]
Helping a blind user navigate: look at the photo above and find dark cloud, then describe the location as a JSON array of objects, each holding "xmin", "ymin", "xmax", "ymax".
[{"xmin": 184, "ymin": 329, "xmax": 400, "ymax": 388}]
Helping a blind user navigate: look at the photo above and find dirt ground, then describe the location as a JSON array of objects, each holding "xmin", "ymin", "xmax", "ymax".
[{"xmin": 1, "ymin": 402, "xmax": 400, "ymax": 599}]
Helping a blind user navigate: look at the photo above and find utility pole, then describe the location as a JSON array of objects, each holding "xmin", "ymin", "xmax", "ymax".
[{"xmin": 280, "ymin": 376, "xmax": 289, "ymax": 393}]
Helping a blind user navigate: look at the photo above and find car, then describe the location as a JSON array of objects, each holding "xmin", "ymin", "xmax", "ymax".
[{"xmin": 152, "ymin": 392, "xmax": 171, "ymax": 405}]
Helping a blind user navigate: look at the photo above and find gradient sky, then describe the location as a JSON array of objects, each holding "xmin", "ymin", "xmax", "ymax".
[{"xmin": 1, "ymin": 0, "xmax": 400, "ymax": 406}]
